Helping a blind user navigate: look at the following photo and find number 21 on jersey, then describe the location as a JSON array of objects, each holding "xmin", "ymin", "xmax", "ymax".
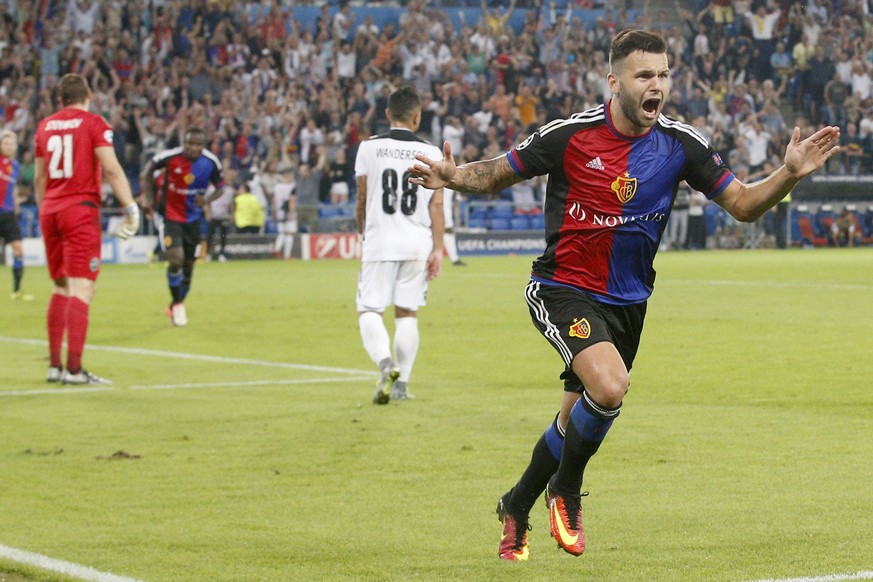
[{"xmin": 47, "ymin": 134, "xmax": 74, "ymax": 179}]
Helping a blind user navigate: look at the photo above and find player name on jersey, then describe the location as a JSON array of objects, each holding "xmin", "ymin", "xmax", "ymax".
[
  {"xmin": 375, "ymin": 147, "xmax": 430, "ymax": 160},
  {"xmin": 44, "ymin": 119, "xmax": 84, "ymax": 130}
]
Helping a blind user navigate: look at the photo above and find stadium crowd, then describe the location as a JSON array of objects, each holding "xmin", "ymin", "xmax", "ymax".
[{"xmin": 1, "ymin": 0, "xmax": 872, "ymax": 242}]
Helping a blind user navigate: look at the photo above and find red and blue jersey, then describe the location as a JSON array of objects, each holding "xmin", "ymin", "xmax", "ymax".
[
  {"xmin": 0, "ymin": 154, "xmax": 19, "ymax": 214},
  {"xmin": 508, "ymin": 102, "xmax": 734, "ymax": 305},
  {"xmin": 152, "ymin": 147, "xmax": 224, "ymax": 223}
]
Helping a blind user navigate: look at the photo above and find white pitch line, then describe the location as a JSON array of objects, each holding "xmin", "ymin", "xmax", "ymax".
[
  {"xmin": 745, "ymin": 571, "xmax": 873, "ymax": 582},
  {"xmin": 0, "ymin": 544, "xmax": 142, "ymax": 582},
  {"xmin": 0, "ymin": 387, "xmax": 112, "ymax": 397},
  {"xmin": 131, "ymin": 376, "xmax": 372, "ymax": 390},
  {"xmin": 665, "ymin": 279, "xmax": 873, "ymax": 291},
  {"xmin": 0, "ymin": 336, "xmax": 374, "ymax": 376}
]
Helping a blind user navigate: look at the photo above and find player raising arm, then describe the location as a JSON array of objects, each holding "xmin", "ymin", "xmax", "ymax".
[
  {"xmin": 409, "ymin": 29, "xmax": 838, "ymax": 561},
  {"xmin": 35, "ymin": 73, "xmax": 140, "ymax": 385}
]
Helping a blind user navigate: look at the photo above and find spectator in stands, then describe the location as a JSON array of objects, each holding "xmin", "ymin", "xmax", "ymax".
[
  {"xmin": 327, "ymin": 148, "xmax": 351, "ymax": 206},
  {"xmin": 840, "ymin": 122, "xmax": 865, "ymax": 176},
  {"xmin": 687, "ymin": 187, "xmax": 709, "ymax": 250},
  {"xmin": 832, "ymin": 208, "xmax": 860, "ymax": 247},
  {"xmin": 664, "ymin": 181, "xmax": 691, "ymax": 250},
  {"xmin": 207, "ymin": 169, "xmax": 236, "ymax": 263},
  {"xmin": 295, "ymin": 146, "xmax": 326, "ymax": 233},
  {"xmin": 233, "ymin": 182, "xmax": 265, "ymax": 235},
  {"xmin": 272, "ymin": 165, "xmax": 297, "ymax": 259}
]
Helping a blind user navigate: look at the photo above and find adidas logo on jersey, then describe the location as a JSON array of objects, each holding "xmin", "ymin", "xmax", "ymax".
[{"xmin": 586, "ymin": 157, "xmax": 605, "ymax": 171}]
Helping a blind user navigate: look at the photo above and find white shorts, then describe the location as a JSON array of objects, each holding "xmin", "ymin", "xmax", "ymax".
[
  {"xmin": 330, "ymin": 181, "xmax": 350, "ymax": 196},
  {"xmin": 356, "ymin": 260, "xmax": 428, "ymax": 312}
]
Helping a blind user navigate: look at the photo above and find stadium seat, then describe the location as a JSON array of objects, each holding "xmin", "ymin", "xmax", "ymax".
[
  {"xmin": 528, "ymin": 214, "xmax": 545, "ymax": 230},
  {"xmin": 510, "ymin": 215, "xmax": 530, "ymax": 230},
  {"xmin": 792, "ymin": 205, "xmax": 827, "ymax": 247},
  {"xmin": 318, "ymin": 204, "xmax": 343, "ymax": 219},
  {"xmin": 488, "ymin": 204, "xmax": 514, "ymax": 219},
  {"xmin": 815, "ymin": 204, "xmax": 837, "ymax": 242},
  {"xmin": 467, "ymin": 217, "xmax": 487, "ymax": 229},
  {"xmin": 489, "ymin": 217, "xmax": 511, "ymax": 231}
]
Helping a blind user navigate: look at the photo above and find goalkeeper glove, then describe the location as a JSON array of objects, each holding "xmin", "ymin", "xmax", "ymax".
[{"xmin": 116, "ymin": 203, "xmax": 140, "ymax": 240}]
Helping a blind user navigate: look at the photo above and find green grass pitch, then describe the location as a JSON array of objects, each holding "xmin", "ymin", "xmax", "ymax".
[{"xmin": 0, "ymin": 249, "xmax": 871, "ymax": 581}]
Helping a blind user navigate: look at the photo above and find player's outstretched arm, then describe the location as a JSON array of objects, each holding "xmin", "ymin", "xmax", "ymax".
[
  {"xmin": 410, "ymin": 141, "xmax": 524, "ymax": 195},
  {"xmin": 715, "ymin": 125, "xmax": 840, "ymax": 223}
]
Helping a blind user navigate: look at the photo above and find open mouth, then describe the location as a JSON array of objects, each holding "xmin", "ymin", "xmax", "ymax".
[{"xmin": 642, "ymin": 97, "xmax": 661, "ymax": 119}]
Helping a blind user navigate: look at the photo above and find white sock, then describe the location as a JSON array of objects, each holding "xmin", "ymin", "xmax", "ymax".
[
  {"xmin": 444, "ymin": 232, "xmax": 459, "ymax": 262},
  {"xmin": 393, "ymin": 316, "xmax": 419, "ymax": 383},
  {"xmin": 359, "ymin": 311, "xmax": 391, "ymax": 367}
]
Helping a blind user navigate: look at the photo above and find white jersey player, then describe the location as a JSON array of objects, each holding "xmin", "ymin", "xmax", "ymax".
[
  {"xmin": 443, "ymin": 187, "xmax": 466, "ymax": 266},
  {"xmin": 354, "ymin": 86, "xmax": 445, "ymax": 404}
]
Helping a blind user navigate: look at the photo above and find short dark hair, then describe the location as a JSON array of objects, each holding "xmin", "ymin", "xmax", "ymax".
[
  {"xmin": 57, "ymin": 74, "xmax": 90, "ymax": 106},
  {"xmin": 609, "ymin": 29, "xmax": 668, "ymax": 70},
  {"xmin": 387, "ymin": 86, "xmax": 420, "ymax": 123},
  {"xmin": 185, "ymin": 127, "xmax": 207, "ymax": 144}
]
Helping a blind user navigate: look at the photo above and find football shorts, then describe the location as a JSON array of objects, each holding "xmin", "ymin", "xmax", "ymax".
[
  {"xmin": 524, "ymin": 279, "xmax": 647, "ymax": 393},
  {"xmin": 356, "ymin": 260, "xmax": 428, "ymax": 312},
  {"xmin": 0, "ymin": 212, "xmax": 22, "ymax": 243},
  {"xmin": 40, "ymin": 203, "xmax": 103, "ymax": 281}
]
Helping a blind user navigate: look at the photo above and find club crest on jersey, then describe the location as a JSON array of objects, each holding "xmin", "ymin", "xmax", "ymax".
[
  {"xmin": 611, "ymin": 173, "xmax": 637, "ymax": 204},
  {"xmin": 569, "ymin": 318, "xmax": 591, "ymax": 339},
  {"xmin": 184, "ymin": 173, "xmax": 195, "ymax": 185}
]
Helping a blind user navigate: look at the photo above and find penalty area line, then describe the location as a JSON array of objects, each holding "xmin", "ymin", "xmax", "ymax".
[
  {"xmin": 0, "ymin": 387, "xmax": 112, "ymax": 397},
  {"xmin": 0, "ymin": 336, "xmax": 374, "ymax": 376},
  {"xmin": 744, "ymin": 571, "xmax": 873, "ymax": 582},
  {"xmin": 130, "ymin": 376, "xmax": 373, "ymax": 390},
  {"xmin": 0, "ymin": 543, "xmax": 142, "ymax": 582}
]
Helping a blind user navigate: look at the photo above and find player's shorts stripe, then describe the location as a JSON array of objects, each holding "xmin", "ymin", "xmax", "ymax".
[{"xmin": 525, "ymin": 280, "xmax": 573, "ymax": 366}]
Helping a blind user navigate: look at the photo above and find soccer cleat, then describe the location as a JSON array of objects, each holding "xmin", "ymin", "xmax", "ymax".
[
  {"xmin": 544, "ymin": 480, "xmax": 588, "ymax": 556},
  {"xmin": 170, "ymin": 302, "xmax": 188, "ymax": 326},
  {"xmin": 61, "ymin": 369, "xmax": 112, "ymax": 385},
  {"xmin": 452, "ymin": 260, "xmax": 467, "ymax": 266},
  {"xmin": 372, "ymin": 364, "xmax": 400, "ymax": 405},
  {"xmin": 390, "ymin": 381, "xmax": 415, "ymax": 401},
  {"xmin": 46, "ymin": 366, "xmax": 62, "ymax": 383},
  {"xmin": 11, "ymin": 291, "xmax": 34, "ymax": 301},
  {"xmin": 496, "ymin": 490, "xmax": 530, "ymax": 561}
]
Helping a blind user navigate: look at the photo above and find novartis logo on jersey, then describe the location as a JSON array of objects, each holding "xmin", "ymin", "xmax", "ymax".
[{"xmin": 567, "ymin": 202, "xmax": 667, "ymax": 227}]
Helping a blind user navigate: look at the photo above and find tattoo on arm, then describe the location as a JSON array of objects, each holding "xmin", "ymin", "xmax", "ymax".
[{"xmin": 448, "ymin": 156, "xmax": 524, "ymax": 194}]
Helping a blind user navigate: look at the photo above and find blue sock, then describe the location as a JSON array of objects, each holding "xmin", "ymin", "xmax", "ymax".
[{"xmin": 551, "ymin": 392, "xmax": 620, "ymax": 494}]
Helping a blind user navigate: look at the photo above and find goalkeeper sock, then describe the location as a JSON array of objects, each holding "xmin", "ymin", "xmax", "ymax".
[
  {"xmin": 65, "ymin": 297, "xmax": 89, "ymax": 373},
  {"xmin": 167, "ymin": 268, "xmax": 183, "ymax": 303},
  {"xmin": 551, "ymin": 391, "xmax": 620, "ymax": 494},
  {"xmin": 47, "ymin": 293, "xmax": 68, "ymax": 369},
  {"xmin": 507, "ymin": 413, "xmax": 564, "ymax": 517},
  {"xmin": 393, "ymin": 316, "xmax": 419, "ymax": 382},
  {"xmin": 12, "ymin": 257, "xmax": 23, "ymax": 292},
  {"xmin": 358, "ymin": 311, "xmax": 391, "ymax": 366}
]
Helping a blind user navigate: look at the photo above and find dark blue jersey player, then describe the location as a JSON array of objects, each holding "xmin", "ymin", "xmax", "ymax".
[{"xmin": 409, "ymin": 29, "xmax": 840, "ymax": 561}]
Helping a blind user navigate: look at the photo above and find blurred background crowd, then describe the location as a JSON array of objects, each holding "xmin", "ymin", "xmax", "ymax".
[{"xmin": 1, "ymin": 0, "xmax": 872, "ymax": 247}]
